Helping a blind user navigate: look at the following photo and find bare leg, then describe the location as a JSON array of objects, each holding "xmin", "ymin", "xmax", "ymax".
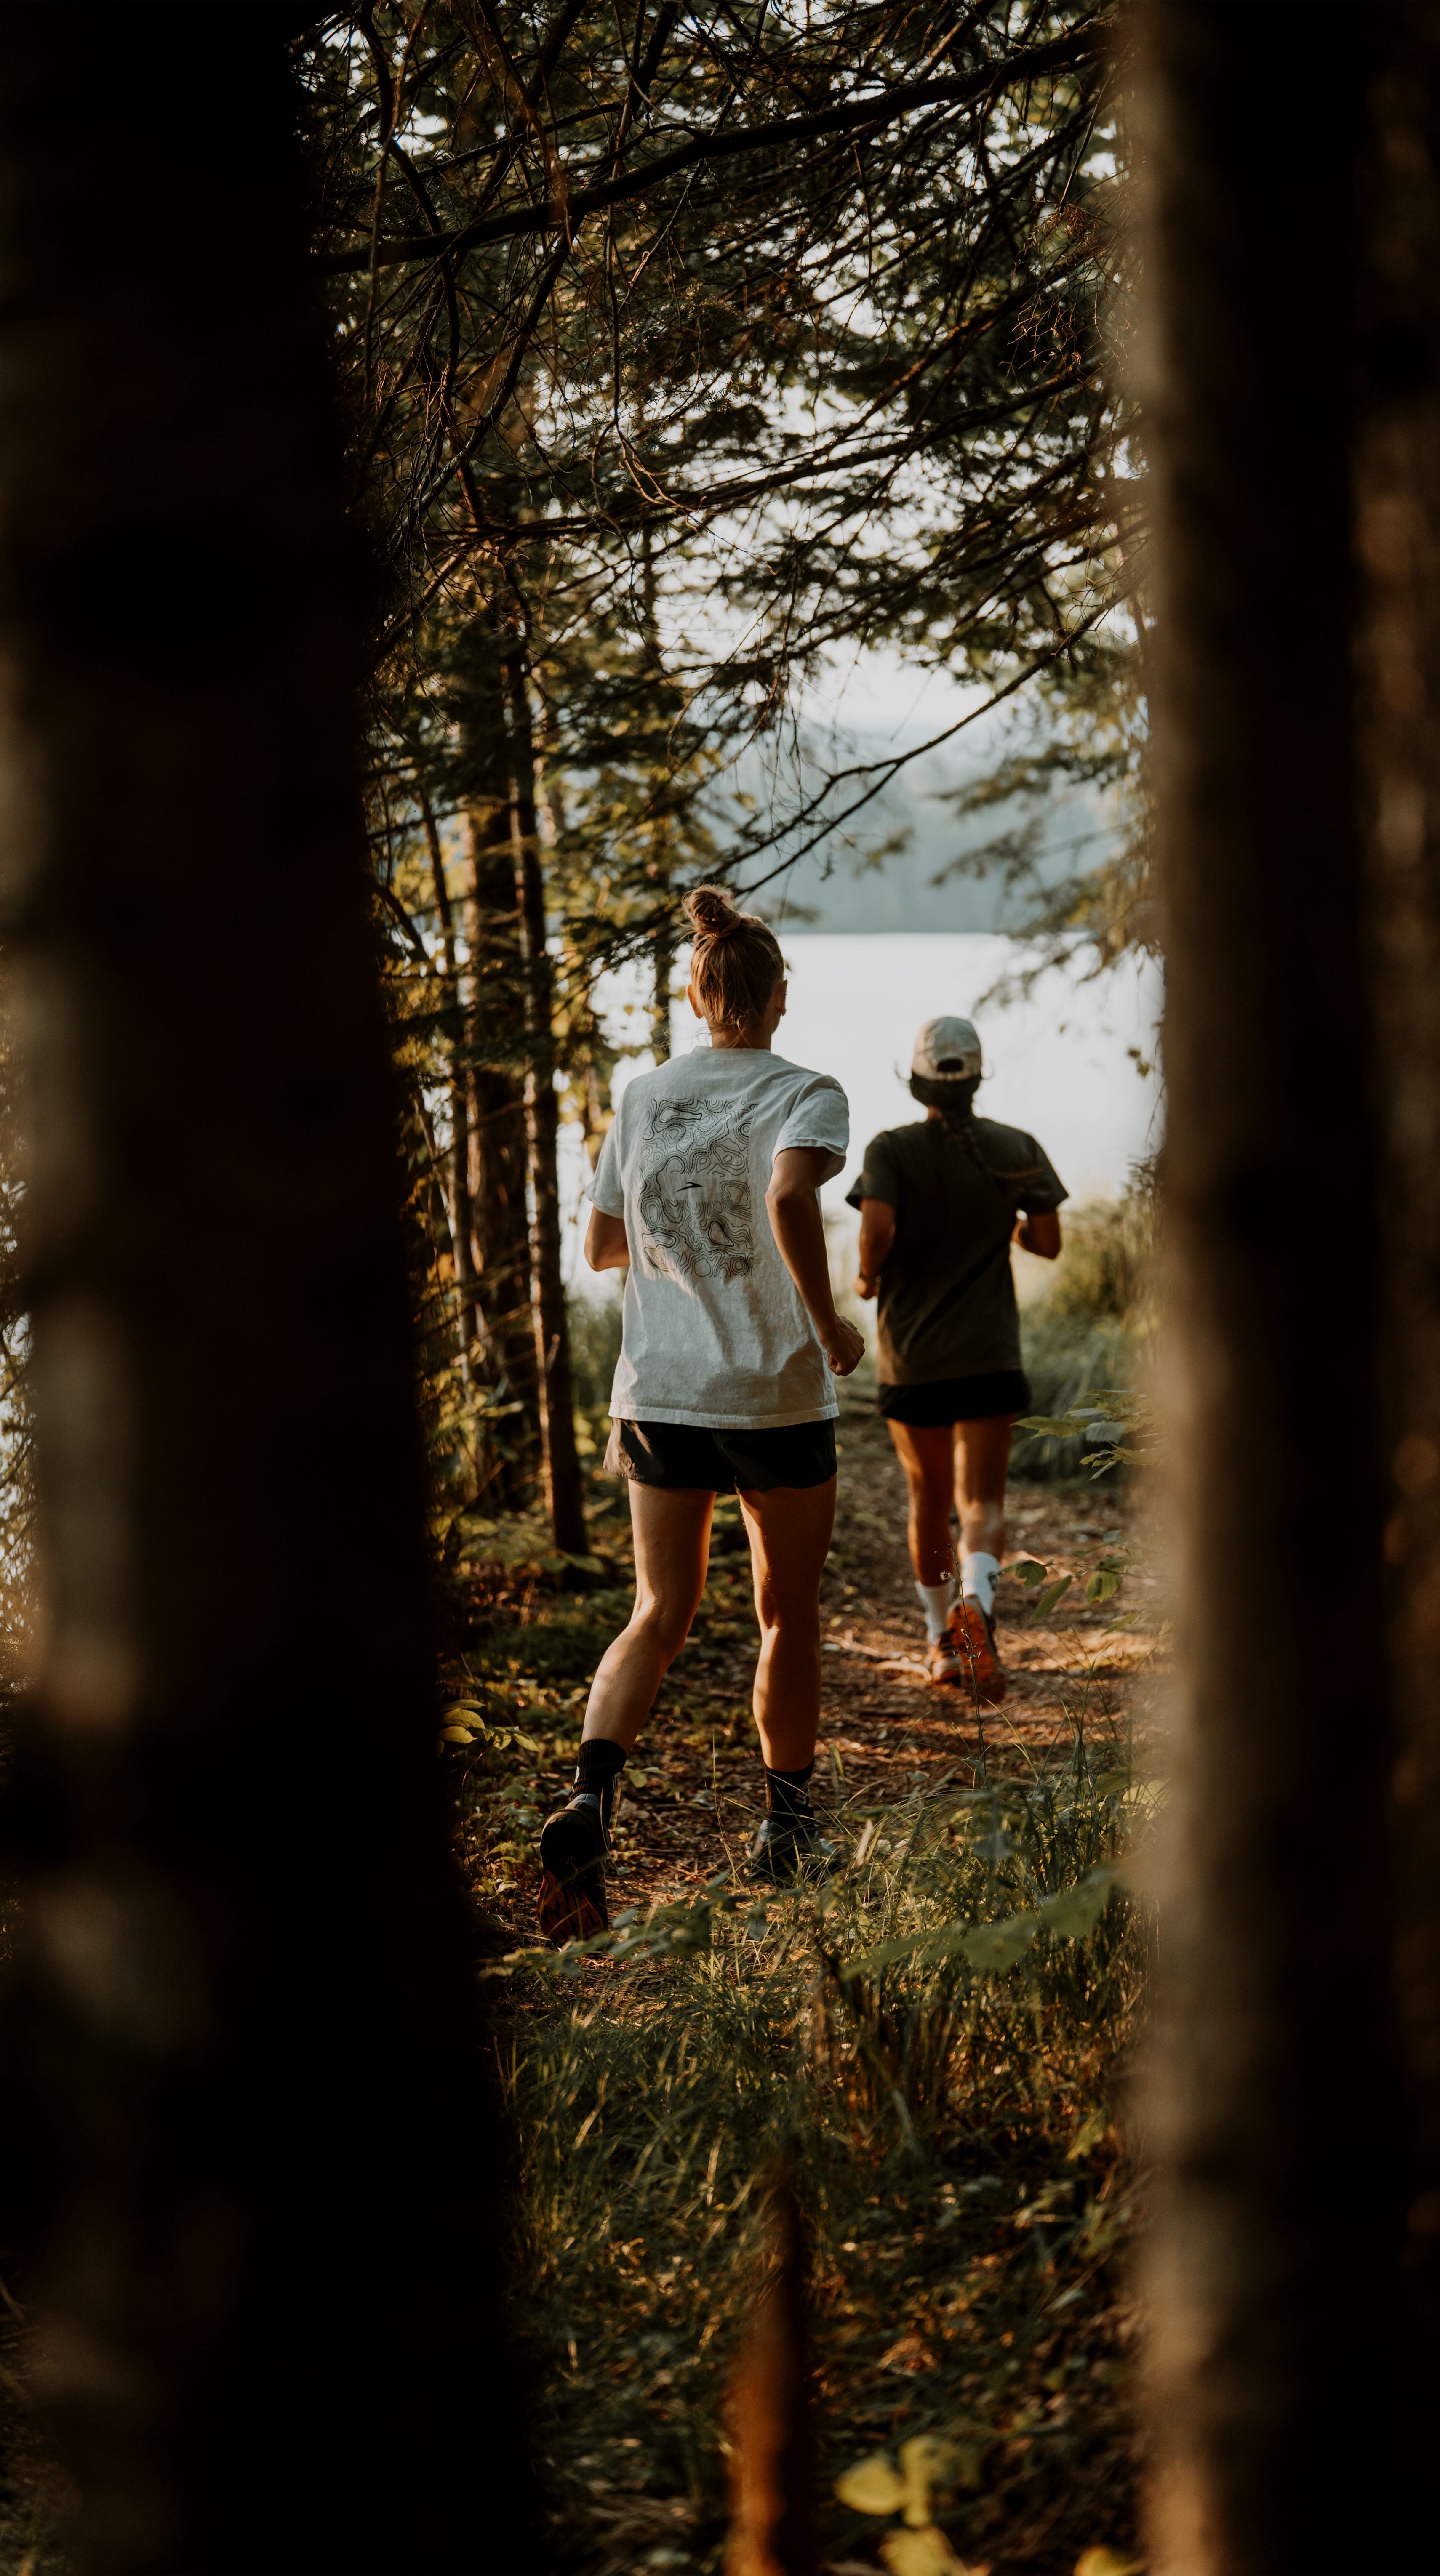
[
  {"xmin": 581, "ymin": 1483, "xmax": 713, "ymax": 1751},
  {"xmin": 886, "ymin": 1415, "xmax": 1011, "ymax": 1701},
  {"xmin": 885, "ymin": 1419, "xmax": 957, "ymax": 1585},
  {"xmin": 736, "ymin": 1476, "xmax": 838, "ymax": 1769},
  {"xmin": 953, "ymin": 1415, "xmax": 1015, "ymax": 1564}
]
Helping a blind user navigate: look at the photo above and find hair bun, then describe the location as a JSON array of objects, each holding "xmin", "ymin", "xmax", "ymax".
[
  {"xmin": 681, "ymin": 881, "xmax": 785, "ymax": 1031},
  {"xmin": 683, "ymin": 883, "xmax": 742, "ymax": 940}
]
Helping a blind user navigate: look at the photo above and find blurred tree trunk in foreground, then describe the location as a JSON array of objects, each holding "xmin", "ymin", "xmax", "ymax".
[
  {"xmin": 1358, "ymin": 5, "xmax": 1440, "ymax": 2459},
  {"xmin": 0, "ymin": 9, "xmax": 536, "ymax": 2571},
  {"xmin": 1140, "ymin": 5, "xmax": 1440, "ymax": 2567}
]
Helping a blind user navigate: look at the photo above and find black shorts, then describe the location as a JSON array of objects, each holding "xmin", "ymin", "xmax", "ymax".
[
  {"xmin": 604, "ymin": 1416, "xmax": 838, "ymax": 1493},
  {"xmin": 877, "ymin": 1369, "xmax": 1030, "ymax": 1429}
]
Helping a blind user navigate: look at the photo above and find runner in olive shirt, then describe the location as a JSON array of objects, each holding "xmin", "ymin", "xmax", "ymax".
[{"xmin": 847, "ymin": 1016, "xmax": 1066, "ymax": 1700}]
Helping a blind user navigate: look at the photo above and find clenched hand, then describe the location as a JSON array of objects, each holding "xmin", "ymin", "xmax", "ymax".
[{"xmin": 825, "ymin": 1317, "xmax": 866, "ymax": 1376}]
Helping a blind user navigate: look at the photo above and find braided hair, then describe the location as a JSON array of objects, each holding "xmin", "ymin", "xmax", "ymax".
[{"xmin": 910, "ymin": 1067, "xmax": 1007, "ymax": 1198}]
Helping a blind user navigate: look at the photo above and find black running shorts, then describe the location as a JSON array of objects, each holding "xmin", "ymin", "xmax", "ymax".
[
  {"xmin": 877, "ymin": 1369, "xmax": 1030, "ymax": 1429},
  {"xmin": 604, "ymin": 1416, "xmax": 838, "ymax": 1493}
]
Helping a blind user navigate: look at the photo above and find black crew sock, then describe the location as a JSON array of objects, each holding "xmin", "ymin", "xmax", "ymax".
[
  {"xmin": 573, "ymin": 1736, "xmax": 627, "ymax": 1834},
  {"xmin": 764, "ymin": 1761, "xmax": 815, "ymax": 1823}
]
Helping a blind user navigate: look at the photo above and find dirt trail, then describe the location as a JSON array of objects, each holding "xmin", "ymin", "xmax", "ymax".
[{"xmin": 477, "ymin": 1402, "xmax": 1159, "ymax": 1939}]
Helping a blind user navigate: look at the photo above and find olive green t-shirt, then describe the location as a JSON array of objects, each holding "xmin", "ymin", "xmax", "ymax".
[{"xmin": 845, "ymin": 1115, "xmax": 1067, "ymax": 1385}]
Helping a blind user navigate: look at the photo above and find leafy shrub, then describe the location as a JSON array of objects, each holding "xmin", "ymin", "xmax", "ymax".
[
  {"xmin": 1015, "ymin": 1193, "xmax": 1153, "ymax": 1480},
  {"xmin": 1042, "ymin": 1195, "xmax": 1152, "ymax": 1325},
  {"xmin": 1014, "ymin": 1309, "xmax": 1133, "ymax": 1480}
]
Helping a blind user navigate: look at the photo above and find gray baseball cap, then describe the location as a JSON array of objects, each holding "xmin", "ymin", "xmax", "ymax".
[{"xmin": 912, "ymin": 1014, "xmax": 983, "ymax": 1080}]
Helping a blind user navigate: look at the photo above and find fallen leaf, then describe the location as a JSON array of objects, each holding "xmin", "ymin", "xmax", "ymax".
[
  {"xmin": 836, "ymin": 2455, "xmax": 908, "ymax": 2517},
  {"xmin": 880, "ymin": 2525, "xmax": 968, "ymax": 2576},
  {"xmin": 898, "ymin": 2435, "xmax": 954, "ymax": 2487},
  {"xmin": 877, "ymin": 2332, "xmax": 939, "ymax": 2377}
]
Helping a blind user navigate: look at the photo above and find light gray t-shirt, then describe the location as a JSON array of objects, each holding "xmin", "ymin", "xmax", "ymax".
[{"xmin": 588, "ymin": 1043, "xmax": 850, "ymax": 1428}]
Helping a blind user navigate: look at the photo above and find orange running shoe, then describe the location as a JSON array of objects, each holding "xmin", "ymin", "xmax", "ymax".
[
  {"xmin": 926, "ymin": 1634, "xmax": 965, "ymax": 1685},
  {"xmin": 949, "ymin": 1597, "xmax": 1006, "ymax": 1706}
]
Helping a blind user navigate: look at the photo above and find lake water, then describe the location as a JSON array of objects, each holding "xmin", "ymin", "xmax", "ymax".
[{"xmin": 563, "ymin": 933, "xmax": 1163, "ymax": 1290}]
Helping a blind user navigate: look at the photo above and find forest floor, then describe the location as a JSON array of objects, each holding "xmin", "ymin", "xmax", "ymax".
[
  {"xmin": 0, "ymin": 1409, "xmax": 1161, "ymax": 2576},
  {"xmin": 449, "ymin": 1400, "xmax": 1164, "ymax": 2576}
]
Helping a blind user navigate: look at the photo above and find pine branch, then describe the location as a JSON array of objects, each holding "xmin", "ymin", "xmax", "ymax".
[{"xmin": 315, "ymin": 21, "xmax": 1114, "ymax": 276}]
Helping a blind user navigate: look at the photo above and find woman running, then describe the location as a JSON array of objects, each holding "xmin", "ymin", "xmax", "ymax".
[
  {"xmin": 848, "ymin": 1016, "xmax": 1066, "ymax": 1703},
  {"xmin": 537, "ymin": 886, "xmax": 865, "ymax": 1945}
]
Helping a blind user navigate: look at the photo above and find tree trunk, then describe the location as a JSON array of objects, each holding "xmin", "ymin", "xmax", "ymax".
[
  {"xmin": 1356, "ymin": 0, "xmax": 1440, "ymax": 2491},
  {"xmin": 421, "ymin": 793, "xmax": 475, "ymax": 1382},
  {"xmin": 463, "ymin": 761, "xmax": 537, "ymax": 1504},
  {"xmin": 651, "ymin": 924, "xmax": 676, "ymax": 1064},
  {"xmin": 641, "ymin": 523, "xmax": 677, "ymax": 1064},
  {"xmin": 504, "ymin": 647, "xmax": 588, "ymax": 1555},
  {"xmin": 0, "ymin": 13, "xmax": 536, "ymax": 2570},
  {"xmin": 723, "ymin": 2181, "xmax": 817, "ymax": 2576},
  {"xmin": 1137, "ymin": 7, "xmax": 1431, "ymax": 2566}
]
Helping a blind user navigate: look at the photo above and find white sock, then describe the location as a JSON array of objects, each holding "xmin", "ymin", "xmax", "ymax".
[
  {"xmin": 961, "ymin": 1551, "xmax": 1000, "ymax": 1618},
  {"xmin": 915, "ymin": 1580, "xmax": 955, "ymax": 1641}
]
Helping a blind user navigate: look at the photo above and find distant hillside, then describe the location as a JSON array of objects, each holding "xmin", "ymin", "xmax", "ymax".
[{"xmin": 717, "ymin": 729, "xmax": 1102, "ymax": 935}]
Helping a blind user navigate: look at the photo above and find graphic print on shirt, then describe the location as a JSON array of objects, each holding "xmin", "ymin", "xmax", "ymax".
[{"xmin": 636, "ymin": 1094, "xmax": 756, "ymax": 1283}]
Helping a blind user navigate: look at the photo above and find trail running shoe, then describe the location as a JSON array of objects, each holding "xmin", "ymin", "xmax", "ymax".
[
  {"xmin": 926, "ymin": 1633, "xmax": 965, "ymax": 1685},
  {"xmin": 745, "ymin": 1810, "xmax": 842, "ymax": 1885},
  {"xmin": 949, "ymin": 1597, "xmax": 1006, "ymax": 1706},
  {"xmin": 537, "ymin": 1795, "xmax": 610, "ymax": 1944}
]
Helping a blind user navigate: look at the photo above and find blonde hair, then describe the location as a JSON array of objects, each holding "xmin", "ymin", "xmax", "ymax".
[{"xmin": 683, "ymin": 884, "xmax": 785, "ymax": 1033}]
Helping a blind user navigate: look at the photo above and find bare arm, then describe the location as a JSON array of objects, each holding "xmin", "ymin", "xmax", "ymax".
[
  {"xmin": 584, "ymin": 1206, "xmax": 631, "ymax": 1272},
  {"xmin": 853, "ymin": 1196, "xmax": 896, "ymax": 1300},
  {"xmin": 1013, "ymin": 1209, "xmax": 1062, "ymax": 1260},
  {"xmin": 765, "ymin": 1147, "xmax": 865, "ymax": 1376}
]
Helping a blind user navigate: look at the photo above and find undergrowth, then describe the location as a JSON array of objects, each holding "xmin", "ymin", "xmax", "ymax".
[
  {"xmin": 1015, "ymin": 1194, "xmax": 1153, "ymax": 1480},
  {"xmin": 499, "ymin": 1731, "xmax": 1153, "ymax": 2576}
]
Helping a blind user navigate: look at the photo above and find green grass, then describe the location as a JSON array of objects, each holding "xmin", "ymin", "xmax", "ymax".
[{"xmin": 499, "ymin": 1730, "xmax": 1152, "ymax": 2576}]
